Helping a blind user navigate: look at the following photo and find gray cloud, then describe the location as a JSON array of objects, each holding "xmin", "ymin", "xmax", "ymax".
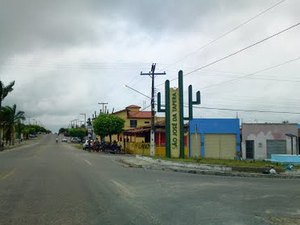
[
  {"xmin": 1, "ymin": 0, "xmax": 300, "ymax": 131},
  {"xmin": 0, "ymin": 0, "xmax": 99, "ymax": 60}
]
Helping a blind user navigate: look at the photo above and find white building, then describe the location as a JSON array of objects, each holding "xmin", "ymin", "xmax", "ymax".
[{"xmin": 241, "ymin": 123, "xmax": 298, "ymax": 160}]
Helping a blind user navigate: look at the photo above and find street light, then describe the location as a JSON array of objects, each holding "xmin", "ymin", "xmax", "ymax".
[{"xmin": 123, "ymin": 85, "xmax": 151, "ymax": 99}]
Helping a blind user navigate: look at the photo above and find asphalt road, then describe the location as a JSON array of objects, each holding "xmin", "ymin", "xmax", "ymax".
[{"xmin": 0, "ymin": 134, "xmax": 299, "ymax": 225}]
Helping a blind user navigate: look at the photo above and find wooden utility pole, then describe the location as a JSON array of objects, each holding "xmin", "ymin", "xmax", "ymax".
[{"xmin": 141, "ymin": 63, "xmax": 166, "ymax": 156}]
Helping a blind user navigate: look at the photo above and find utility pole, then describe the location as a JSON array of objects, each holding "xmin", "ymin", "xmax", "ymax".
[
  {"xmin": 80, "ymin": 113, "xmax": 86, "ymax": 127},
  {"xmin": 141, "ymin": 63, "xmax": 166, "ymax": 156},
  {"xmin": 98, "ymin": 102, "xmax": 108, "ymax": 114}
]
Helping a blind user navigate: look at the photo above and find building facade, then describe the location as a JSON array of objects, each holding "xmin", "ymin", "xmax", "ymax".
[
  {"xmin": 113, "ymin": 105, "xmax": 152, "ymax": 130},
  {"xmin": 113, "ymin": 105, "xmax": 161, "ymax": 143},
  {"xmin": 189, "ymin": 119, "xmax": 240, "ymax": 159},
  {"xmin": 241, "ymin": 123, "xmax": 298, "ymax": 160}
]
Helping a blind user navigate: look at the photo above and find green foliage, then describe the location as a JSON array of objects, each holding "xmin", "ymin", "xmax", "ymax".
[
  {"xmin": 0, "ymin": 104, "xmax": 25, "ymax": 144},
  {"xmin": 59, "ymin": 127, "xmax": 68, "ymax": 135},
  {"xmin": 26, "ymin": 124, "xmax": 49, "ymax": 133},
  {"xmin": 93, "ymin": 114, "xmax": 125, "ymax": 141},
  {"xmin": 0, "ymin": 81, "xmax": 15, "ymax": 108},
  {"xmin": 68, "ymin": 128, "xmax": 87, "ymax": 139},
  {"xmin": 21, "ymin": 124, "xmax": 50, "ymax": 138}
]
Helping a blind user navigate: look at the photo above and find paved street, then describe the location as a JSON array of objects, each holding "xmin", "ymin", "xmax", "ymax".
[{"xmin": 0, "ymin": 134, "xmax": 299, "ymax": 225}]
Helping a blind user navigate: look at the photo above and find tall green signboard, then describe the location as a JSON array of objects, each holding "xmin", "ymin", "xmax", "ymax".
[
  {"xmin": 157, "ymin": 70, "xmax": 201, "ymax": 158},
  {"xmin": 170, "ymin": 88, "xmax": 180, "ymax": 158}
]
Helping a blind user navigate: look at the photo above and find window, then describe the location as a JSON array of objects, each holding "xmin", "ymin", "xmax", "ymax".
[
  {"xmin": 130, "ymin": 120, "xmax": 137, "ymax": 128},
  {"xmin": 144, "ymin": 121, "xmax": 150, "ymax": 124}
]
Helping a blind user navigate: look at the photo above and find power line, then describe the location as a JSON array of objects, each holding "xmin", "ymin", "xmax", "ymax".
[
  {"xmin": 116, "ymin": 0, "xmax": 288, "ymax": 89},
  {"xmin": 186, "ymin": 22, "xmax": 300, "ymax": 76},
  {"xmin": 193, "ymin": 105, "xmax": 300, "ymax": 115},
  {"xmin": 163, "ymin": 0, "xmax": 287, "ymax": 70},
  {"xmin": 159, "ymin": 21, "xmax": 300, "ymax": 86},
  {"xmin": 201, "ymin": 55, "xmax": 300, "ymax": 90},
  {"xmin": 189, "ymin": 72, "xmax": 300, "ymax": 83}
]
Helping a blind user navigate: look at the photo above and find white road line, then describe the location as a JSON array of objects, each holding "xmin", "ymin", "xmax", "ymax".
[
  {"xmin": 0, "ymin": 169, "xmax": 16, "ymax": 180},
  {"xmin": 84, "ymin": 159, "xmax": 92, "ymax": 166},
  {"xmin": 111, "ymin": 179, "xmax": 135, "ymax": 198}
]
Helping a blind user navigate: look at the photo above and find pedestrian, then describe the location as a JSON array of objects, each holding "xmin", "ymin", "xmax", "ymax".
[{"xmin": 269, "ymin": 167, "xmax": 277, "ymax": 174}]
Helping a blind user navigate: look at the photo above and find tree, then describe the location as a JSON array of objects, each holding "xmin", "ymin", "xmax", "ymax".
[
  {"xmin": 0, "ymin": 80, "xmax": 15, "ymax": 148},
  {"xmin": 68, "ymin": 128, "xmax": 87, "ymax": 141},
  {"xmin": 0, "ymin": 104, "xmax": 25, "ymax": 145},
  {"xmin": 59, "ymin": 127, "xmax": 68, "ymax": 135},
  {"xmin": 0, "ymin": 81, "xmax": 15, "ymax": 108},
  {"xmin": 93, "ymin": 114, "xmax": 125, "ymax": 144}
]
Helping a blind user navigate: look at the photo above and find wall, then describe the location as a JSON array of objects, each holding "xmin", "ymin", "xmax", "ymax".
[
  {"xmin": 123, "ymin": 133, "xmax": 189, "ymax": 158},
  {"xmin": 109, "ymin": 109, "xmax": 151, "ymax": 143},
  {"xmin": 113, "ymin": 110, "xmax": 152, "ymax": 130},
  {"xmin": 241, "ymin": 123, "xmax": 298, "ymax": 160},
  {"xmin": 134, "ymin": 119, "xmax": 151, "ymax": 128},
  {"xmin": 189, "ymin": 118, "xmax": 240, "ymax": 159}
]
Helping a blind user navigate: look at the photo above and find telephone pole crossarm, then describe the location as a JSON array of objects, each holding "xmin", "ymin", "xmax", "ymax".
[{"xmin": 140, "ymin": 63, "xmax": 166, "ymax": 157}]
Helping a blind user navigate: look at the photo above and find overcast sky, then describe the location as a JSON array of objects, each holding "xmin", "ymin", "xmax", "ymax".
[{"xmin": 1, "ymin": 0, "xmax": 300, "ymax": 132}]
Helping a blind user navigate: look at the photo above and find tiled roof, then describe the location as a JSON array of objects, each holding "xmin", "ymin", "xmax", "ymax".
[
  {"xmin": 128, "ymin": 111, "xmax": 152, "ymax": 119},
  {"xmin": 126, "ymin": 105, "xmax": 141, "ymax": 109},
  {"xmin": 113, "ymin": 105, "xmax": 141, "ymax": 114}
]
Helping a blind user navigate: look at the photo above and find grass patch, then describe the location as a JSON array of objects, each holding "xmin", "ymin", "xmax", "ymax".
[
  {"xmin": 152, "ymin": 156, "xmax": 286, "ymax": 173},
  {"xmin": 71, "ymin": 144, "xmax": 82, "ymax": 150}
]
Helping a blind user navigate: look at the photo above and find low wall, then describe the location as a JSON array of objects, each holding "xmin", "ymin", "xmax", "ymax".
[
  {"xmin": 124, "ymin": 142, "xmax": 188, "ymax": 158},
  {"xmin": 270, "ymin": 154, "xmax": 300, "ymax": 165}
]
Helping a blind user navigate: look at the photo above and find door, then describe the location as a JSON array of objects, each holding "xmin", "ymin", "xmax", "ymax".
[
  {"xmin": 204, "ymin": 134, "xmax": 220, "ymax": 158},
  {"xmin": 204, "ymin": 134, "xmax": 236, "ymax": 159},
  {"xmin": 220, "ymin": 134, "xmax": 236, "ymax": 159},
  {"xmin": 245, "ymin": 140, "xmax": 254, "ymax": 159},
  {"xmin": 266, "ymin": 140, "xmax": 286, "ymax": 159}
]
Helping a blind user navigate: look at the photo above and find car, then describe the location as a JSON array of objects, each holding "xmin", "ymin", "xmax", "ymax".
[
  {"xmin": 29, "ymin": 134, "xmax": 37, "ymax": 138},
  {"xmin": 71, "ymin": 137, "xmax": 81, "ymax": 143},
  {"xmin": 62, "ymin": 138, "xmax": 68, "ymax": 142}
]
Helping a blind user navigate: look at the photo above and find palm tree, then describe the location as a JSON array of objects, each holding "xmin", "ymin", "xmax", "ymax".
[
  {"xmin": 1, "ymin": 104, "xmax": 25, "ymax": 145},
  {"xmin": 0, "ymin": 81, "xmax": 15, "ymax": 108},
  {"xmin": 0, "ymin": 81, "xmax": 15, "ymax": 148}
]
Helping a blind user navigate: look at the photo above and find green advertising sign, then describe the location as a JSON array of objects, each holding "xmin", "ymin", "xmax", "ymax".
[
  {"xmin": 157, "ymin": 70, "xmax": 201, "ymax": 158},
  {"xmin": 169, "ymin": 88, "xmax": 180, "ymax": 158}
]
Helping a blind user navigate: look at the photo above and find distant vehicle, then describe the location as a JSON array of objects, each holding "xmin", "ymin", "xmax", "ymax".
[
  {"xmin": 70, "ymin": 137, "xmax": 81, "ymax": 143},
  {"xmin": 29, "ymin": 134, "xmax": 37, "ymax": 138},
  {"xmin": 62, "ymin": 138, "xmax": 68, "ymax": 142}
]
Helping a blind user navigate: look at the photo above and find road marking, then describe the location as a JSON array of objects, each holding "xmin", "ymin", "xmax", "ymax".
[
  {"xmin": 0, "ymin": 169, "xmax": 16, "ymax": 180},
  {"xmin": 84, "ymin": 159, "xmax": 92, "ymax": 166},
  {"xmin": 111, "ymin": 179, "xmax": 135, "ymax": 198}
]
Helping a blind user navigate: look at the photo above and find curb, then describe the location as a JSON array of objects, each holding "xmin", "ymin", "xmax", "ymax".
[
  {"xmin": 118, "ymin": 157, "xmax": 300, "ymax": 179},
  {"xmin": 118, "ymin": 158, "xmax": 143, "ymax": 168}
]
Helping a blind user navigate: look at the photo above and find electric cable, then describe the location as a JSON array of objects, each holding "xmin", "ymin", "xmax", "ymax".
[
  {"xmin": 163, "ymin": 0, "xmax": 288, "ymax": 70},
  {"xmin": 202, "ymin": 55, "xmax": 300, "ymax": 90},
  {"xmin": 157, "ymin": 21, "xmax": 300, "ymax": 87}
]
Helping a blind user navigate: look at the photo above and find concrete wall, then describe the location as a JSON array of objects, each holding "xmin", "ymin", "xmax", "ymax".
[
  {"xmin": 113, "ymin": 110, "xmax": 152, "ymax": 130},
  {"xmin": 123, "ymin": 143, "xmax": 189, "ymax": 158},
  {"xmin": 241, "ymin": 123, "xmax": 298, "ymax": 160}
]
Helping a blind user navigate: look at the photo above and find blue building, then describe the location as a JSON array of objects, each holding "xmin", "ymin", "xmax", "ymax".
[{"xmin": 189, "ymin": 118, "xmax": 240, "ymax": 159}]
